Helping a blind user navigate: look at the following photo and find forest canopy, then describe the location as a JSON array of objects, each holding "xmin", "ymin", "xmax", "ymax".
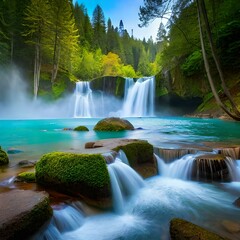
[
  {"xmin": 0, "ymin": 0, "xmax": 239, "ymax": 105},
  {"xmin": 0, "ymin": 0, "xmax": 161, "ymax": 98}
]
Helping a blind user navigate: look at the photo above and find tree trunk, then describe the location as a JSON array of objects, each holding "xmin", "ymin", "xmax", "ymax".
[
  {"xmin": 199, "ymin": 0, "xmax": 240, "ymax": 117},
  {"xmin": 34, "ymin": 41, "xmax": 41, "ymax": 99},
  {"xmin": 51, "ymin": 31, "xmax": 60, "ymax": 84},
  {"xmin": 196, "ymin": 0, "xmax": 240, "ymax": 121}
]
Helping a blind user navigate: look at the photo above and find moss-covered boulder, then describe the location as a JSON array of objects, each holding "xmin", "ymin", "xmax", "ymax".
[
  {"xmin": 74, "ymin": 126, "xmax": 89, "ymax": 131},
  {"xmin": 0, "ymin": 147, "xmax": 9, "ymax": 166},
  {"xmin": 0, "ymin": 190, "xmax": 52, "ymax": 240},
  {"xmin": 35, "ymin": 152, "xmax": 111, "ymax": 206},
  {"xmin": 17, "ymin": 172, "xmax": 36, "ymax": 183},
  {"xmin": 113, "ymin": 140, "xmax": 157, "ymax": 178},
  {"xmin": 170, "ymin": 218, "xmax": 226, "ymax": 240},
  {"xmin": 114, "ymin": 140, "xmax": 153, "ymax": 166},
  {"xmin": 94, "ymin": 117, "xmax": 134, "ymax": 131}
]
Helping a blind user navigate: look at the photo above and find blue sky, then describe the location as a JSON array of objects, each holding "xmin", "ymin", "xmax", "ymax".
[{"xmin": 73, "ymin": 0, "xmax": 162, "ymax": 41}]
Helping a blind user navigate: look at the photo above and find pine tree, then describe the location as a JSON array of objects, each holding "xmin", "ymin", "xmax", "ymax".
[
  {"xmin": 23, "ymin": 0, "xmax": 51, "ymax": 98},
  {"xmin": 92, "ymin": 5, "xmax": 106, "ymax": 53},
  {"xmin": 48, "ymin": 0, "xmax": 79, "ymax": 83}
]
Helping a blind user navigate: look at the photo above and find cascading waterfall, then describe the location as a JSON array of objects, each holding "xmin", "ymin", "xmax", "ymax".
[
  {"xmin": 31, "ymin": 203, "xmax": 85, "ymax": 240},
  {"xmin": 73, "ymin": 76, "xmax": 155, "ymax": 117},
  {"xmin": 73, "ymin": 82, "xmax": 95, "ymax": 118},
  {"xmin": 122, "ymin": 76, "xmax": 155, "ymax": 117},
  {"xmin": 29, "ymin": 150, "xmax": 240, "ymax": 240},
  {"xmin": 107, "ymin": 154, "xmax": 145, "ymax": 213},
  {"xmin": 155, "ymin": 153, "xmax": 240, "ymax": 181}
]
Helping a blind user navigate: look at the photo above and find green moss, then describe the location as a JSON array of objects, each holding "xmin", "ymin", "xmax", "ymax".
[
  {"xmin": 17, "ymin": 172, "xmax": 36, "ymax": 183},
  {"xmin": 36, "ymin": 152, "xmax": 110, "ymax": 200},
  {"xmin": 15, "ymin": 196, "xmax": 52, "ymax": 239},
  {"xmin": 74, "ymin": 126, "xmax": 89, "ymax": 131},
  {"xmin": 52, "ymin": 79, "xmax": 66, "ymax": 99},
  {"xmin": 0, "ymin": 149, "xmax": 9, "ymax": 166},
  {"xmin": 94, "ymin": 117, "xmax": 134, "ymax": 131},
  {"xmin": 0, "ymin": 191, "xmax": 52, "ymax": 240},
  {"xmin": 113, "ymin": 141, "xmax": 153, "ymax": 166},
  {"xmin": 170, "ymin": 218, "xmax": 226, "ymax": 240},
  {"xmin": 115, "ymin": 77, "xmax": 125, "ymax": 97}
]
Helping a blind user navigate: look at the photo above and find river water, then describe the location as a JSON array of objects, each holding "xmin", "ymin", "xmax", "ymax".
[{"xmin": 1, "ymin": 117, "xmax": 240, "ymax": 239}]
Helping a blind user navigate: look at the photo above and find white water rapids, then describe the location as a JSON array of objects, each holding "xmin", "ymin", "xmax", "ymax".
[{"xmin": 30, "ymin": 151, "xmax": 240, "ymax": 240}]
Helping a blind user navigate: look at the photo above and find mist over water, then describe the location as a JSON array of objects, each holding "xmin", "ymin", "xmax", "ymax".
[
  {"xmin": 0, "ymin": 67, "xmax": 74, "ymax": 119},
  {"xmin": 0, "ymin": 67, "xmax": 156, "ymax": 119}
]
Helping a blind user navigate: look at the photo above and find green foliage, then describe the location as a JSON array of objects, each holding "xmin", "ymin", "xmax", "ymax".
[
  {"xmin": 113, "ymin": 141, "xmax": 153, "ymax": 166},
  {"xmin": 92, "ymin": 5, "xmax": 106, "ymax": 52},
  {"xmin": 94, "ymin": 117, "xmax": 134, "ymax": 131},
  {"xmin": 217, "ymin": 20, "xmax": 240, "ymax": 68},
  {"xmin": 181, "ymin": 50, "xmax": 203, "ymax": 76},
  {"xmin": 17, "ymin": 172, "xmax": 36, "ymax": 182},
  {"xmin": 52, "ymin": 77, "xmax": 66, "ymax": 99},
  {"xmin": 74, "ymin": 126, "xmax": 89, "ymax": 131},
  {"xmin": 102, "ymin": 52, "xmax": 123, "ymax": 76},
  {"xmin": 115, "ymin": 77, "xmax": 125, "ymax": 97},
  {"xmin": 0, "ymin": 149, "xmax": 9, "ymax": 165}
]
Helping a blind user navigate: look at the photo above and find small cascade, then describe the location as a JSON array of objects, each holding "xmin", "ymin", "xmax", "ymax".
[
  {"xmin": 164, "ymin": 154, "xmax": 196, "ymax": 180},
  {"xmin": 156, "ymin": 153, "xmax": 240, "ymax": 182},
  {"xmin": 154, "ymin": 147, "xmax": 199, "ymax": 163},
  {"xmin": 73, "ymin": 81, "xmax": 95, "ymax": 118},
  {"xmin": 117, "ymin": 149, "xmax": 129, "ymax": 165},
  {"xmin": 225, "ymin": 157, "xmax": 240, "ymax": 181},
  {"xmin": 215, "ymin": 147, "xmax": 240, "ymax": 160},
  {"xmin": 31, "ymin": 203, "xmax": 85, "ymax": 240},
  {"xmin": 107, "ymin": 158, "xmax": 145, "ymax": 213},
  {"xmin": 0, "ymin": 176, "xmax": 16, "ymax": 188},
  {"xmin": 122, "ymin": 76, "xmax": 155, "ymax": 117}
]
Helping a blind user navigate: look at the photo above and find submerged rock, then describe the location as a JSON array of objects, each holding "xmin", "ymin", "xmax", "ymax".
[
  {"xmin": 35, "ymin": 152, "xmax": 111, "ymax": 207},
  {"xmin": 7, "ymin": 148, "xmax": 23, "ymax": 154},
  {"xmin": 0, "ymin": 190, "xmax": 52, "ymax": 240},
  {"xmin": 18, "ymin": 160, "xmax": 36, "ymax": 168},
  {"xmin": 222, "ymin": 220, "xmax": 240, "ymax": 233},
  {"xmin": 94, "ymin": 117, "xmax": 134, "ymax": 131},
  {"xmin": 0, "ymin": 148, "xmax": 9, "ymax": 165},
  {"xmin": 233, "ymin": 197, "xmax": 240, "ymax": 208},
  {"xmin": 170, "ymin": 218, "xmax": 226, "ymax": 240}
]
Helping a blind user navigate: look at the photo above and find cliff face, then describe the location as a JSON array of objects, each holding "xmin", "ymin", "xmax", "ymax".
[
  {"xmin": 155, "ymin": 66, "xmax": 240, "ymax": 118},
  {"xmin": 90, "ymin": 76, "xmax": 125, "ymax": 98}
]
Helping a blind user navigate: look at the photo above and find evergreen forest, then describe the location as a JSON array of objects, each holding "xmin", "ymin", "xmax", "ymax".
[{"xmin": 0, "ymin": 0, "xmax": 239, "ymax": 113}]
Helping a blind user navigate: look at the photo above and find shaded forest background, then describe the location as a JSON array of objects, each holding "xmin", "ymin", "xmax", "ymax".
[{"xmin": 0, "ymin": 0, "xmax": 239, "ymax": 113}]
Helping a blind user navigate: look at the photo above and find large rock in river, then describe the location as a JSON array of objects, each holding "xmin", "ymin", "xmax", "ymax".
[
  {"xmin": 0, "ymin": 190, "xmax": 52, "ymax": 240},
  {"xmin": 94, "ymin": 117, "xmax": 134, "ymax": 131},
  {"xmin": 0, "ymin": 147, "xmax": 9, "ymax": 165},
  {"xmin": 170, "ymin": 218, "xmax": 226, "ymax": 240},
  {"xmin": 35, "ymin": 152, "xmax": 111, "ymax": 207},
  {"xmin": 113, "ymin": 140, "xmax": 157, "ymax": 178}
]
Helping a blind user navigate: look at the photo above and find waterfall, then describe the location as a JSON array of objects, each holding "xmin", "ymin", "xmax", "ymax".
[
  {"xmin": 73, "ymin": 82, "xmax": 95, "ymax": 118},
  {"xmin": 154, "ymin": 148, "xmax": 199, "ymax": 163},
  {"xmin": 107, "ymin": 157, "xmax": 145, "ymax": 213},
  {"xmin": 31, "ymin": 203, "xmax": 85, "ymax": 240},
  {"xmin": 156, "ymin": 153, "xmax": 240, "ymax": 181},
  {"xmin": 73, "ymin": 77, "xmax": 155, "ymax": 117},
  {"xmin": 122, "ymin": 77, "xmax": 155, "ymax": 117},
  {"xmin": 117, "ymin": 150, "xmax": 129, "ymax": 165}
]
